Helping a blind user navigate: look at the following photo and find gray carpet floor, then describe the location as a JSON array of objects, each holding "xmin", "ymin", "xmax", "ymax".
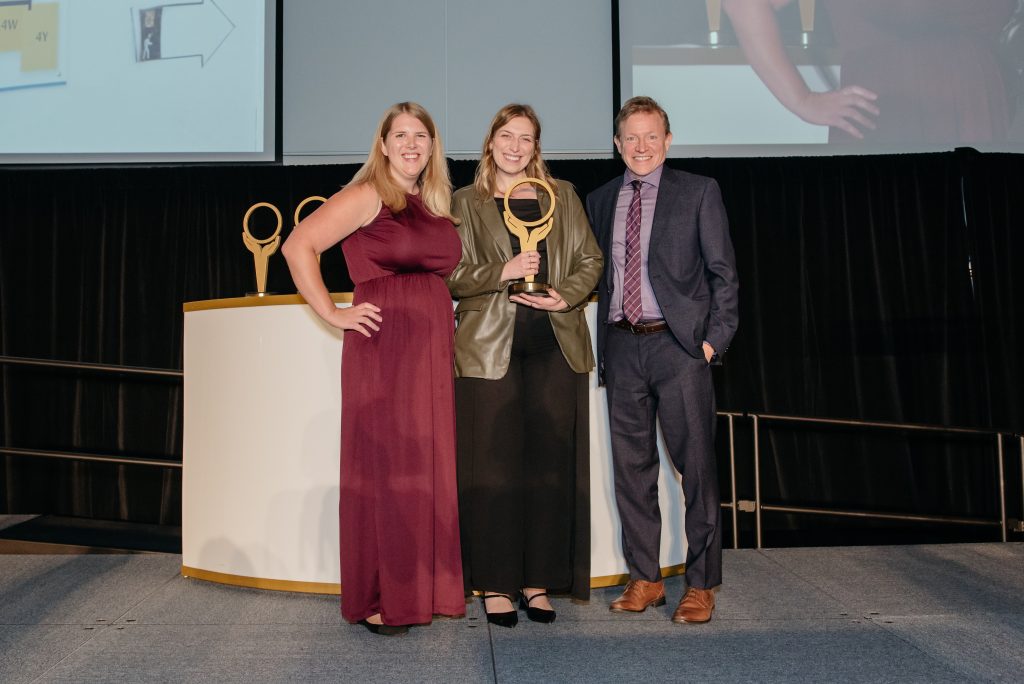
[{"xmin": 1, "ymin": 542, "xmax": 1022, "ymax": 683}]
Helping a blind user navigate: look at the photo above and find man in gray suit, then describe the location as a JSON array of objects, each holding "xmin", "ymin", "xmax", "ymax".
[{"xmin": 586, "ymin": 96, "xmax": 739, "ymax": 624}]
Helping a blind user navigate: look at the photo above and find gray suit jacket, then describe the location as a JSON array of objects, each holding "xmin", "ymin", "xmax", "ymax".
[{"xmin": 585, "ymin": 166, "xmax": 739, "ymax": 382}]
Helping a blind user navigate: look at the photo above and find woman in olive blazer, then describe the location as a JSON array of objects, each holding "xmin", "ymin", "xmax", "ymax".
[{"xmin": 447, "ymin": 104, "xmax": 602, "ymax": 626}]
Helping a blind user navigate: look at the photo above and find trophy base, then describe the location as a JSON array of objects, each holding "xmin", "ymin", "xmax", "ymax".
[
  {"xmin": 508, "ymin": 281, "xmax": 551, "ymax": 298},
  {"xmin": 245, "ymin": 291, "xmax": 277, "ymax": 297}
]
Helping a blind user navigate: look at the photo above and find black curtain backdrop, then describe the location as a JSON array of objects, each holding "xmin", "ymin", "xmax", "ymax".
[{"xmin": 1, "ymin": 153, "xmax": 1021, "ymax": 538}]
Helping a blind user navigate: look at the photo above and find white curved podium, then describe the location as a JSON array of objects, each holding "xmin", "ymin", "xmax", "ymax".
[{"xmin": 182, "ymin": 294, "xmax": 688, "ymax": 593}]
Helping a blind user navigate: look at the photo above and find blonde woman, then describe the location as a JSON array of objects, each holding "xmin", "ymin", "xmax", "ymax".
[
  {"xmin": 447, "ymin": 104, "xmax": 602, "ymax": 626},
  {"xmin": 283, "ymin": 102, "xmax": 464, "ymax": 636}
]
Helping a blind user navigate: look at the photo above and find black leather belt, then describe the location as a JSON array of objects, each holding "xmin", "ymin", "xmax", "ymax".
[{"xmin": 612, "ymin": 319, "xmax": 669, "ymax": 335}]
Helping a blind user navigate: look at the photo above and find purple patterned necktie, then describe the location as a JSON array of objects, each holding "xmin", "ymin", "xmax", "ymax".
[{"xmin": 622, "ymin": 179, "xmax": 644, "ymax": 324}]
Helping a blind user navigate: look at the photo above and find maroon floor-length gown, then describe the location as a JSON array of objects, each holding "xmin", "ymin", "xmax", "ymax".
[{"xmin": 338, "ymin": 193, "xmax": 465, "ymax": 625}]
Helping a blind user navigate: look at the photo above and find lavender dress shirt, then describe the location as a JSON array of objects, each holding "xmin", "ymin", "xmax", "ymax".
[{"xmin": 609, "ymin": 164, "xmax": 664, "ymax": 323}]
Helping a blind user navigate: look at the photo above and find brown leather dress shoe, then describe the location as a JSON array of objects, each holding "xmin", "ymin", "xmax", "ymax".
[
  {"xmin": 672, "ymin": 587, "xmax": 715, "ymax": 624},
  {"xmin": 610, "ymin": 579, "xmax": 666, "ymax": 612}
]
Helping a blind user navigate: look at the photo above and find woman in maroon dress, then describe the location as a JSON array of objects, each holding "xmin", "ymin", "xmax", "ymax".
[{"xmin": 282, "ymin": 102, "xmax": 464, "ymax": 636}]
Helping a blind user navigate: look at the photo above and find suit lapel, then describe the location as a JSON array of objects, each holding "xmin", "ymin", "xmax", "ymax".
[
  {"xmin": 595, "ymin": 177, "xmax": 620, "ymax": 246},
  {"xmin": 650, "ymin": 167, "xmax": 680, "ymax": 251},
  {"xmin": 479, "ymin": 195, "xmax": 513, "ymax": 260},
  {"xmin": 599, "ymin": 177, "xmax": 623, "ymax": 290},
  {"xmin": 538, "ymin": 187, "xmax": 561, "ymax": 280}
]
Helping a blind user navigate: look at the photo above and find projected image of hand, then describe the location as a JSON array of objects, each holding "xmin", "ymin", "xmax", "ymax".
[
  {"xmin": 723, "ymin": 0, "xmax": 1017, "ymax": 145},
  {"xmin": 794, "ymin": 86, "xmax": 879, "ymax": 140},
  {"xmin": 723, "ymin": 0, "xmax": 879, "ymax": 141}
]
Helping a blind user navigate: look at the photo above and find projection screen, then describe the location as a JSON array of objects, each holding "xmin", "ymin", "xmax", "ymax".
[
  {"xmin": 282, "ymin": 0, "xmax": 612, "ymax": 162},
  {"xmin": 0, "ymin": 0, "xmax": 276, "ymax": 163},
  {"xmin": 619, "ymin": 0, "xmax": 1024, "ymax": 156}
]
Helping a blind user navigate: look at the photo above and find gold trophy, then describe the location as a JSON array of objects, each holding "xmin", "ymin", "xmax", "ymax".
[
  {"xmin": 706, "ymin": 0, "xmax": 721, "ymax": 46},
  {"xmin": 294, "ymin": 196, "xmax": 327, "ymax": 264},
  {"xmin": 706, "ymin": 0, "xmax": 817, "ymax": 47},
  {"xmin": 242, "ymin": 202, "xmax": 283, "ymax": 296},
  {"xmin": 799, "ymin": 0, "xmax": 815, "ymax": 47},
  {"xmin": 503, "ymin": 177, "xmax": 555, "ymax": 298}
]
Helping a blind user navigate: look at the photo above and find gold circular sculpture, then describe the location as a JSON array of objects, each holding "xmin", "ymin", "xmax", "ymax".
[
  {"xmin": 242, "ymin": 202, "xmax": 284, "ymax": 296},
  {"xmin": 503, "ymin": 177, "xmax": 555, "ymax": 298},
  {"xmin": 293, "ymin": 196, "xmax": 327, "ymax": 228}
]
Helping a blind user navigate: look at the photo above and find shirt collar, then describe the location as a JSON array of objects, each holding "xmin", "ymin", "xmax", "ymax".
[{"xmin": 623, "ymin": 163, "xmax": 665, "ymax": 190}]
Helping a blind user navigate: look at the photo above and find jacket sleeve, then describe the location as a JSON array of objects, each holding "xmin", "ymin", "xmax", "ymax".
[
  {"xmin": 554, "ymin": 187, "xmax": 604, "ymax": 311},
  {"xmin": 698, "ymin": 179, "xmax": 739, "ymax": 354},
  {"xmin": 446, "ymin": 192, "xmax": 509, "ymax": 298}
]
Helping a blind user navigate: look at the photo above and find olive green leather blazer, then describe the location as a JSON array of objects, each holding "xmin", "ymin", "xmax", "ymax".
[{"xmin": 447, "ymin": 181, "xmax": 603, "ymax": 379}]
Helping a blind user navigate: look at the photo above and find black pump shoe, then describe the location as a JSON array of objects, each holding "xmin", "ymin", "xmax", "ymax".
[
  {"xmin": 482, "ymin": 592, "xmax": 518, "ymax": 628},
  {"xmin": 519, "ymin": 591, "xmax": 556, "ymax": 623},
  {"xmin": 357, "ymin": 619, "xmax": 409, "ymax": 636}
]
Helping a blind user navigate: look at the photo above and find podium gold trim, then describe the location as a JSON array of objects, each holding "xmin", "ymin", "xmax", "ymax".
[
  {"xmin": 181, "ymin": 565, "xmax": 341, "ymax": 595},
  {"xmin": 179, "ymin": 561, "xmax": 684, "ymax": 595},
  {"xmin": 183, "ymin": 292, "xmax": 354, "ymax": 313}
]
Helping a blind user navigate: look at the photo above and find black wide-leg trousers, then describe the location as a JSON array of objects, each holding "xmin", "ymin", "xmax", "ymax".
[{"xmin": 455, "ymin": 328, "xmax": 579, "ymax": 596}]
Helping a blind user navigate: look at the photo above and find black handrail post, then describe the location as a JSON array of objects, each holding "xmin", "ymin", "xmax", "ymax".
[
  {"xmin": 728, "ymin": 414, "xmax": 738, "ymax": 550},
  {"xmin": 753, "ymin": 414, "xmax": 762, "ymax": 549},
  {"xmin": 998, "ymin": 434, "xmax": 1007, "ymax": 542}
]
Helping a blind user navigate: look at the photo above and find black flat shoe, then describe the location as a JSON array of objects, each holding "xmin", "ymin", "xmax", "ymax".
[
  {"xmin": 519, "ymin": 591, "xmax": 556, "ymax": 623},
  {"xmin": 357, "ymin": 619, "xmax": 409, "ymax": 636},
  {"xmin": 482, "ymin": 592, "xmax": 518, "ymax": 628}
]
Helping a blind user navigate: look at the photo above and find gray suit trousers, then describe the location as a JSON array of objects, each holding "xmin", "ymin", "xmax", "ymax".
[{"xmin": 604, "ymin": 324, "xmax": 722, "ymax": 589}]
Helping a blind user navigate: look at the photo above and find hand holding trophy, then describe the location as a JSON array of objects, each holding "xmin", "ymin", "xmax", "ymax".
[{"xmin": 504, "ymin": 177, "xmax": 556, "ymax": 298}]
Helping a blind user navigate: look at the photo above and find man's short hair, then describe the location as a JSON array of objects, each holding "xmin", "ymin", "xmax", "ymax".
[{"xmin": 614, "ymin": 96, "xmax": 671, "ymax": 138}]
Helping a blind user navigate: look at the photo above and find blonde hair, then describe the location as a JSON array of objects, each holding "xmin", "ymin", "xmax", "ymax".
[
  {"xmin": 350, "ymin": 102, "xmax": 454, "ymax": 220},
  {"xmin": 472, "ymin": 103, "xmax": 556, "ymax": 201},
  {"xmin": 614, "ymin": 96, "xmax": 671, "ymax": 138}
]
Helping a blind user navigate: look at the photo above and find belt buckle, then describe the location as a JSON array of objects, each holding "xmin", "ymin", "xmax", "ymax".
[{"xmin": 635, "ymin": 320, "xmax": 664, "ymax": 334}]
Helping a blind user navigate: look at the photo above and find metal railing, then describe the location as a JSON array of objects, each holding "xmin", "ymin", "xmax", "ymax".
[
  {"xmin": 0, "ymin": 355, "xmax": 183, "ymax": 468},
  {"xmin": 2, "ymin": 355, "xmax": 1021, "ymax": 545},
  {"xmin": 717, "ymin": 412, "xmax": 744, "ymax": 549},
  {"xmin": 747, "ymin": 413, "xmax": 1019, "ymax": 548},
  {"xmin": 0, "ymin": 354, "xmax": 182, "ymax": 378},
  {"xmin": 0, "ymin": 446, "xmax": 181, "ymax": 469}
]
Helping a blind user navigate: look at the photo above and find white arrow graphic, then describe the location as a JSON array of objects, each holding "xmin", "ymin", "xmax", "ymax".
[{"xmin": 136, "ymin": 0, "xmax": 234, "ymax": 67}]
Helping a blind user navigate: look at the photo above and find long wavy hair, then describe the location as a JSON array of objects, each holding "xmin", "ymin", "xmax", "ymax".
[
  {"xmin": 350, "ymin": 102, "xmax": 453, "ymax": 220},
  {"xmin": 472, "ymin": 103, "xmax": 556, "ymax": 201}
]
